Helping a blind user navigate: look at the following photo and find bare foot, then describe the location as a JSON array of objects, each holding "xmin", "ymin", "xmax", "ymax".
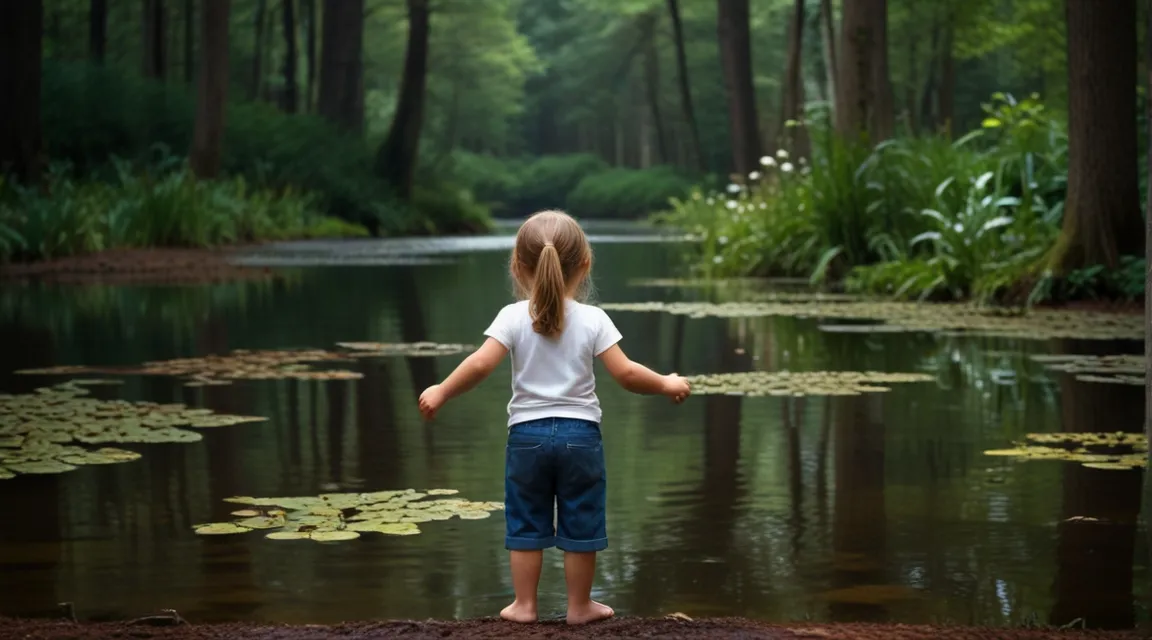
[
  {"xmin": 500, "ymin": 600, "xmax": 538, "ymax": 623},
  {"xmin": 566, "ymin": 600, "xmax": 614, "ymax": 625}
]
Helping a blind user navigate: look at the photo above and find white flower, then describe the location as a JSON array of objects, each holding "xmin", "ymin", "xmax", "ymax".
[
  {"xmin": 727, "ymin": 184, "xmax": 741, "ymax": 194},
  {"xmin": 953, "ymin": 223, "xmax": 964, "ymax": 233},
  {"xmin": 760, "ymin": 156, "xmax": 776, "ymax": 167},
  {"xmin": 781, "ymin": 162, "xmax": 794, "ymax": 173},
  {"xmin": 718, "ymin": 236, "xmax": 729, "ymax": 245},
  {"xmin": 713, "ymin": 255, "xmax": 724, "ymax": 264},
  {"xmin": 758, "ymin": 202, "xmax": 767, "ymax": 209},
  {"xmin": 776, "ymin": 149, "xmax": 789, "ymax": 160},
  {"xmin": 706, "ymin": 198, "xmax": 715, "ymax": 205},
  {"xmin": 726, "ymin": 200, "xmax": 738, "ymax": 209},
  {"xmin": 749, "ymin": 171, "xmax": 761, "ymax": 181}
]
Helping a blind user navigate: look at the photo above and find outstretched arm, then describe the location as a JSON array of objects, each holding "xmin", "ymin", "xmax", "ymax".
[
  {"xmin": 597, "ymin": 344, "xmax": 690, "ymax": 402},
  {"xmin": 419, "ymin": 338, "xmax": 508, "ymax": 420}
]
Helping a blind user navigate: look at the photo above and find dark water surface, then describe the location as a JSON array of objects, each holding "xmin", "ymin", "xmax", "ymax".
[{"xmin": 0, "ymin": 225, "xmax": 1148, "ymax": 627}]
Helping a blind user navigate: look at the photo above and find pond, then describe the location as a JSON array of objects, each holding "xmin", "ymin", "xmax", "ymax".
[{"xmin": 0, "ymin": 223, "xmax": 1149, "ymax": 628}]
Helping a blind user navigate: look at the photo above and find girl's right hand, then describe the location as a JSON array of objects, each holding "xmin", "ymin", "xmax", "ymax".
[{"xmin": 662, "ymin": 374, "xmax": 691, "ymax": 404}]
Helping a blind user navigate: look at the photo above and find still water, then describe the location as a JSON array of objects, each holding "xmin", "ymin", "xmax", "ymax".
[{"xmin": 0, "ymin": 225, "xmax": 1148, "ymax": 627}]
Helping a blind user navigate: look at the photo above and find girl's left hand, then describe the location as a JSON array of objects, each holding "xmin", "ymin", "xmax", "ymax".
[{"xmin": 418, "ymin": 385, "xmax": 446, "ymax": 421}]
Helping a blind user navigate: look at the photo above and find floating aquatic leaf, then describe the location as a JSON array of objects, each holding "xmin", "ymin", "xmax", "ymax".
[
  {"xmin": 230, "ymin": 510, "xmax": 261, "ymax": 517},
  {"xmin": 70, "ymin": 379, "xmax": 125, "ymax": 386},
  {"xmin": 0, "ymin": 435, "xmax": 24, "ymax": 448},
  {"xmin": 985, "ymin": 432, "xmax": 1148, "ymax": 470},
  {"xmin": 266, "ymin": 531, "xmax": 310, "ymax": 540},
  {"xmin": 194, "ymin": 523, "xmax": 252, "ymax": 535},
  {"xmin": 336, "ymin": 342, "xmax": 474, "ymax": 357},
  {"xmin": 5, "ymin": 460, "xmax": 78, "ymax": 474},
  {"xmin": 426, "ymin": 489, "xmax": 459, "ymax": 496},
  {"xmin": 456, "ymin": 510, "xmax": 492, "ymax": 520},
  {"xmin": 1083, "ymin": 462, "xmax": 1142, "ymax": 471},
  {"xmin": 235, "ymin": 516, "xmax": 286, "ymax": 530},
  {"xmin": 0, "ymin": 467, "xmax": 13, "ymax": 480},
  {"xmin": 188, "ymin": 415, "xmax": 268, "ymax": 429},
  {"xmin": 684, "ymin": 371, "xmax": 933, "ymax": 397},
  {"xmin": 310, "ymin": 530, "xmax": 360, "ymax": 542},
  {"xmin": 601, "ymin": 301, "xmax": 1143, "ymax": 341},
  {"xmin": 1031, "ymin": 354, "xmax": 1145, "ymax": 385},
  {"xmin": 57, "ymin": 448, "xmax": 141, "ymax": 466}
]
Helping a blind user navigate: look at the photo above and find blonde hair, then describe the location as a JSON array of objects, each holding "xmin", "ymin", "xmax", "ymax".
[{"xmin": 510, "ymin": 210, "xmax": 593, "ymax": 337}]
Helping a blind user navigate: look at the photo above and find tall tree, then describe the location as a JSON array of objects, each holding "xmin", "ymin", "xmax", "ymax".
[
  {"xmin": 142, "ymin": 0, "xmax": 167, "ymax": 79},
  {"xmin": 302, "ymin": 0, "xmax": 316, "ymax": 112},
  {"xmin": 281, "ymin": 0, "xmax": 298, "ymax": 113},
  {"xmin": 317, "ymin": 0, "xmax": 365, "ymax": 133},
  {"xmin": 190, "ymin": 0, "xmax": 230, "ymax": 178},
  {"xmin": 1051, "ymin": 0, "xmax": 1142, "ymax": 271},
  {"xmin": 250, "ymin": 0, "xmax": 268, "ymax": 100},
  {"xmin": 643, "ymin": 33, "xmax": 669, "ymax": 165},
  {"xmin": 666, "ymin": 0, "xmax": 706, "ymax": 172},
  {"xmin": 0, "ymin": 1, "xmax": 43, "ymax": 184},
  {"xmin": 834, "ymin": 0, "xmax": 894, "ymax": 142},
  {"xmin": 184, "ymin": 0, "xmax": 195, "ymax": 84},
  {"xmin": 716, "ymin": 0, "xmax": 761, "ymax": 175},
  {"xmin": 819, "ymin": 0, "xmax": 836, "ymax": 113},
  {"xmin": 89, "ymin": 0, "xmax": 107, "ymax": 63},
  {"xmin": 375, "ymin": 0, "xmax": 430, "ymax": 199},
  {"xmin": 1144, "ymin": 0, "xmax": 1151, "ymax": 447},
  {"xmin": 779, "ymin": 0, "xmax": 808, "ymax": 157},
  {"xmin": 938, "ymin": 21, "xmax": 956, "ymax": 136}
]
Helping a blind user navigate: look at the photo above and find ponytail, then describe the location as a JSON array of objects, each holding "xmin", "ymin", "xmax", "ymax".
[{"xmin": 530, "ymin": 243, "xmax": 566, "ymax": 337}]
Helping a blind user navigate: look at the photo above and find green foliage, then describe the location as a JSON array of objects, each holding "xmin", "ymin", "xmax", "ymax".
[
  {"xmin": 567, "ymin": 166, "xmax": 692, "ymax": 219},
  {"xmin": 0, "ymin": 159, "xmax": 360, "ymax": 262}
]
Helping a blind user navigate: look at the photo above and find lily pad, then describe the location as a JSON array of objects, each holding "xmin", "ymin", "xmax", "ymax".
[
  {"xmin": 984, "ymin": 432, "xmax": 1148, "ymax": 470},
  {"xmin": 0, "ymin": 467, "xmax": 14, "ymax": 480},
  {"xmin": 426, "ymin": 489, "xmax": 459, "ymax": 496},
  {"xmin": 311, "ymin": 530, "xmax": 360, "ymax": 542},
  {"xmin": 230, "ymin": 510, "xmax": 261, "ymax": 517},
  {"xmin": 194, "ymin": 523, "xmax": 252, "ymax": 535},
  {"xmin": 685, "ymin": 371, "xmax": 933, "ymax": 397},
  {"xmin": 266, "ymin": 531, "xmax": 310, "ymax": 540},
  {"xmin": 57, "ymin": 448, "xmax": 142, "ymax": 465},
  {"xmin": 5, "ymin": 460, "xmax": 78, "ymax": 474}
]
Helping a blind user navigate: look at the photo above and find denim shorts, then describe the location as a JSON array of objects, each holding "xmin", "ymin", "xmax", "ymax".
[{"xmin": 504, "ymin": 417, "xmax": 607, "ymax": 552}]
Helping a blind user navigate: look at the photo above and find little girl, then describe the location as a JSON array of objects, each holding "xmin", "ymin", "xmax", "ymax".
[{"xmin": 418, "ymin": 210, "xmax": 690, "ymax": 625}]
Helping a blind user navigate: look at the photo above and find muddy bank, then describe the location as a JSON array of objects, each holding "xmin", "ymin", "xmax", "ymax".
[
  {"xmin": 0, "ymin": 247, "xmax": 275, "ymax": 285},
  {"xmin": 0, "ymin": 618, "xmax": 1145, "ymax": 640}
]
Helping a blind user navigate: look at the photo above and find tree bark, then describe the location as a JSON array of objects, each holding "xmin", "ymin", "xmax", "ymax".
[
  {"xmin": 143, "ymin": 0, "xmax": 168, "ymax": 79},
  {"xmin": 938, "ymin": 22, "xmax": 955, "ymax": 138},
  {"xmin": 190, "ymin": 0, "xmax": 230, "ymax": 179},
  {"xmin": 374, "ymin": 0, "xmax": 429, "ymax": 199},
  {"xmin": 666, "ymin": 0, "xmax": 706, "ymax": 173},
  {"xmin": 717, "ymin": 0, "xmax": 761, "ymax": 176},
  {"xmin": 303, "ymin": 0, "xmax": 316, "ymax": 112},
  {"xmin": 318, "ymin": 0, "xmax": 365, "ymax": 133},
  {"xmin": 1144, "ymin": 0, "xmax": 1151, "ymax": 448},
  {"xmin": 184, "ymin": 0, "xmax": 195, "ymax": 84},
  {"xmin": 1052, "ymin": 0, "xmax": 1142, "ymax": 271},
  {"xmin": 834, "ymin": 0, "xmax": 894, "ymax": 142},
  {"xmin": 89, "ymin": 0, "xmax": 107, "ymax": 63},
  {"xmin": 250, "ymin": 0, "xmax": 267, "ymax": 100},
  {"xmin": 281, "ymin": 0, "xmax": 298, "ymax": 113},
  {"xmin": 819, "ymin": 0, "xmax": 836, "ymax": 116},
  {"xmin": 780, "ymin": 0, "xmax": 809, "ymax": 158},
  {"xmin": 644, "ymin": 33, "xmax": 669, "ymax": 166},
  {"xmin": 918, "ymin": 18, "xmax": 940, "ymax": 133},
  {"xmin": 0, "ymin": 0, "xmax": 43, "ymax": 184}
]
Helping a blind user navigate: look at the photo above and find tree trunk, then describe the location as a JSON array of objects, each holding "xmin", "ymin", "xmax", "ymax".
[
  {"xmin": 644, "ymin": 35, "xmax": 669, "ymax": 166},
  {"xmin": 251, "ymin": 0, "xmax": 267, "ymax": 100},
  {"xmin": 89, "ymin": 0, "xmax": 107, "ymax": 63},
  {"xmin": 938, "ymin": 22, "xmax": 955, "ymax": 138},
  {"xmin": 190, "ymin": 0, "xmax": 230, "ymax": 179},
  {"xmin": 1145, "ymin": 0, "xmax": 1152, "ymax": 448},
  {"xmin": 184, "ymin": 0, "xmax": 194, "ymax": 84},
  {"xmin": 666, "ymin": 0, "xmax": 706, "ymax": 173},
  {"xmin": 717, "ymin": 0, "xmax": 761, "ymax": 176},
  {"xmin": 1052, "ymin": 0, "xmax": 1142, "ymax": 272},
  {"xmin": 0, "ymin": 1, "xmax": 43, "ymax": 184},
  {"xmin": 303, "ymin": 0, "xmax": 316, "ymax": 112},
  {"xmin": 143, "ymin": 0, "xmax": 168, "ymax": 79},
  {"xmin": 374, "ymin": 0, "xmax": 429, "ymax": 199},
  {"xmin": 918, "ymin": 19, "xmax": 940, "ymax": 133},
  {"xmin": 317, "ymin": 0, "xmax": 365, "ymax": 133},
  {"xmin": 819, "ymin": 0, "xmax": 836, "ymax": 116},
  {"xmin": 780, "ymin": 0, "xmax": 809, "ymax": 158},
  {"xmin": 281, "ymin": 0, "xmax": 298, "ymax": 112},
  {"xmin": 834, "ymin": 0, "xmax": 894, "ymax": 142}
]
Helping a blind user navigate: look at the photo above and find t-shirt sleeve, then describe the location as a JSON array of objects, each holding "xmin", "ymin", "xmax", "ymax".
[
  {"xmin": 483, "ymin": 304, "xmax": 518, "ymax": 349},
  {"xmin": 593, "ymin": 308, "xmax": 623, "ymax": 356}
]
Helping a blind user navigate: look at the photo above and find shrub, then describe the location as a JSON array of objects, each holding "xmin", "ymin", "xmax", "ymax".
[{"xmin": 567, "ymin": 166, "xmax": 692, "ymax": 219}]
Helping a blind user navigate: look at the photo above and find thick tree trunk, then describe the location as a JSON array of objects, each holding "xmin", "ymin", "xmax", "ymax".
[
  {"xmin": 281, "ymin": 0, "xmax": 298, "ymax": 113},
  {"xmin": 250, "ymin": 0, "xmax": 267, "ymax": 100},
  {"xmin": 1052, "ymin": 0, "xmax": 1142, "ymax": 271},
  {"xmin": 374, "ymin": 0, "xmax": 429, "ymax": 199},
  {"xmin": 834, "ymin": 0, "xmax": 894, "ymax": 142},
  {"xmin": 184, "ymin": 0, "xmax": 194, "ymax": 84},
  {"xmin": 644, "ymin": 36, "xmax": 669, "ymax": 166},
  {"xmin": 666, "ymin": 0, "xmax": 706, "ymax": 173},
  {"xmin": 819, "ymin": 0, "xmax": 836, "ymax": 115},
  {"xmin": 938, "ymin": 23, "xmax": 955, "ymax": 138},
  {"xmin": 317, "ymin": 0, "xmax": 365, "ymax": 133},
  {"xmin": 1145, "ymin": 0, "xmax": 1151, "ymax": 448},
  {"xmin": 303, "ymin": 0, "xmax": 316, "ymax": 112},
  {"xmin": 780, "ymin": 0, "xmax": 809, "ymax": 158},
  {"xmin": 190, "ymin": 0, "xmax": 230, "ymax": 178},
  {"xmin": 143, "ymin": 0, "xmax": 168, "ymax": 79},
  {"xmin": 717, "ymin": 0, "xmax": 761, "ymax": 176},
  {"xmin": 89, "ymin": 0, "xmax": 107, "ymax": 63},
  {"xmin": 0, "ymin": 1, "xmax": 43, "ymax": 184}
]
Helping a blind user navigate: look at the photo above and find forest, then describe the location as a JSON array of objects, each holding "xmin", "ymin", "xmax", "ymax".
[{"xmin": 0, "ymin": 0, "xmax": 1148, "ymax": 304}]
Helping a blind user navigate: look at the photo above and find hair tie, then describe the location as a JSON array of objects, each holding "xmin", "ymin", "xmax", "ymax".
[{"xmin": 543, "ymin": 241, "xmax": 554, "ymax": 247}]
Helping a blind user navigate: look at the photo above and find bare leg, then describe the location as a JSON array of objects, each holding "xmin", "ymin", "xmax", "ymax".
[
  {"xmin": 564, "ymin": 551, "xmax": 614, "ymax": 625},
  {"xmin": 501, "ymin": 550, "xmax": 542, "ymax": 623}
]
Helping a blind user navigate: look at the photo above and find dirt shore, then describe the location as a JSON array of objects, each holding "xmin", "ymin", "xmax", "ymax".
[
  {"xmin": 0, "ymin": 617, "xmax": 1146, "ymax": 640},
  {"xmin": 0, "ymin": 247, "xmax": 275, "ymax": 285}
]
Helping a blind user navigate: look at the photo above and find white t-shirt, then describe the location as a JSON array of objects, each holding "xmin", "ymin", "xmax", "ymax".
[{"xmin": 484, "ymin": 299, "xmax": 622, "ymax": 427}]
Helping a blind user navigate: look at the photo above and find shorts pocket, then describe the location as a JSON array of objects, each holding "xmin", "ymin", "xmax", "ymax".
[
  {"xmin": 561, "ymin": 440, "xmax": 604, "ymax": 489},
  {"xmin": 506, "ymin": 442, "xmax": 544, "ymax": 486}
]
